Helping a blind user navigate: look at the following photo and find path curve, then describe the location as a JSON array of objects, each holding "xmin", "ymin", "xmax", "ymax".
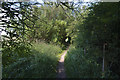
[{"xmin": 57, "ymin": 47, "xmax": 69, "ymax": 78}]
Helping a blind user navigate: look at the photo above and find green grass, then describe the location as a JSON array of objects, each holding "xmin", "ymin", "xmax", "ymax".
[
  {"xmin": 64, "ymin": 45, "xmax": 101, "ymax": 78},
  {"xmin": 3, "ymin": 42, "xmax": 62, "ymax": 78}
]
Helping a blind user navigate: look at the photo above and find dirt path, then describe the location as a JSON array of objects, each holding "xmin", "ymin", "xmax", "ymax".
[{"xmin": 57, "ymin": 48, "xmax": 69, "ymax": 78}]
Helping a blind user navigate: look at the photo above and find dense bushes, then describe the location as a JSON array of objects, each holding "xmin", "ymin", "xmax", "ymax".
[
  {"xmin": 2, "ymin": 41, "xmax": 32, "ymax": 67},
  {"xmin": 26, "ymin": 5, "xmax": 76, "ymax": 48},
  {"xmin": 65, "ymin": 45, "xmax": 119, "ymax": 78},
  {"xmin": 65, "ymin": 46, "xmax": 101, "ymax": 78},
  {"xmin": 1, "ymin": 1, "xmax": 120, "ymax": 79},
  {"xmin": 1, "ymin": 2, "xmax": 71, "ymax": 78},
  {"xmin": 65, "ymin": 2, "xmax": 120, "ymax": 78},
  {"xmin": 3, "ymin": 42, "xmax": 62, "ymax": 78}
]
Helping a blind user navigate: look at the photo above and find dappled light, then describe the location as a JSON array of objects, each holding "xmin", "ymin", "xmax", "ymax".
[{"xmin": 0, "ymin": 1, "xmax": 120, "ymax": 79}]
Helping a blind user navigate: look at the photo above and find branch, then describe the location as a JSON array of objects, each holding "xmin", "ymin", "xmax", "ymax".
[{"xmin": 59, "ymin": 4, "xmax": 71, "ymax": 18}]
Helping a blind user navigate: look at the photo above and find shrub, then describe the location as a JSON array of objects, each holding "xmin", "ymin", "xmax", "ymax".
[
  {"xmin": 65, "ymin": 46, "xmax": 101, "ymax": 78},
  {"xmin": 3, "ymin": 42, "xmax": 62, "ymax": 78}
]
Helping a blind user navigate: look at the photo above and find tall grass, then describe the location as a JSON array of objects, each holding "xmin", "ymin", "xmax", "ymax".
[
  {"xmin": 64, "ymin": 45, "xmax": 101, "ymax": 78},
  {"xmin": 3, "ymin": 42, "xmax": 62, "ymax": 78}
]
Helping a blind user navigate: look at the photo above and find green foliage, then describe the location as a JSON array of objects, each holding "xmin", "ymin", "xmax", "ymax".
[
  {"xmin": 65, "ymin": 46, "xmax": 101, "ymax": 78},
  {"xmin": 2, "ymin": 1, "xmax": 120, "ymax": 79},
  {"xmin": 26, "ymin": 5, "xmax": 76, "ymax": 47},
  {"xmin": 1, "ymin": 2, "xmax": 37, "ymax": 44},
  {"xmin": 1, "ymin": 2, "xmax": 73, "ymax": 78},
  {"xmin": 65, "ymin": 2, "xmax": 120, "ymax": 78},
  {"xmin": 2, "ymin": 41, "xmax": 31, "ymax": 66},
  {"xmin": 3, "ymin": 42, "xmax": 62, "ymax": 78}
]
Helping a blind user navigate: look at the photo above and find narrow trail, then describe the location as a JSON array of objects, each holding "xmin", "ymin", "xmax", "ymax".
[{"xmin": 57, "ymin": 47, "xmax": 69, "ymax": 78}]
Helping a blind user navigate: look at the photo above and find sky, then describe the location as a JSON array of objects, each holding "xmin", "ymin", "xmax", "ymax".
[{"xmin": 36, "ymin": 0, "xmax": 96, "ymax": 3}]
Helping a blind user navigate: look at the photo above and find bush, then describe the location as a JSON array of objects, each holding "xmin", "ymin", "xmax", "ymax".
[
  {"xmin": 3, "ymin": 42, "xmax": 62, "ymax": 78},
  {"xmin": 64, "ymin": 46, "xmax": 101, "ymax": 78}
]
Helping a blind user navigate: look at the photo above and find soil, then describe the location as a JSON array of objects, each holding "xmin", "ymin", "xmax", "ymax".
[{"xmin": 57, "ymin": 48, "xmax": 69, "ymax": 78}]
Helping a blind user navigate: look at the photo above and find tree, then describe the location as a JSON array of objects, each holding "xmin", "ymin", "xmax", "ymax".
[
  {"xmin": 26, "ymin": 4, "xmax": 77, "ymax": 47},
  {"xmin": 75, "ymin": 2, "xmax": 120, "ymax": 77}
]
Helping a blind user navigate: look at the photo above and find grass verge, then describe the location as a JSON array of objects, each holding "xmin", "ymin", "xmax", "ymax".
[{"xmin": 3, "ymin": 42, "xmax": 62, "ymax": 78}]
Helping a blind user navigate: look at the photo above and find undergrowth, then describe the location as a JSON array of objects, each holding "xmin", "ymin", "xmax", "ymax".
[
  {"xmin": 3, "ymin": 42, "xmax": 62, "ymax": 78},
  {"xmin": 64, "ymin": 45, "xmax": 101, "ymax": 78}
]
